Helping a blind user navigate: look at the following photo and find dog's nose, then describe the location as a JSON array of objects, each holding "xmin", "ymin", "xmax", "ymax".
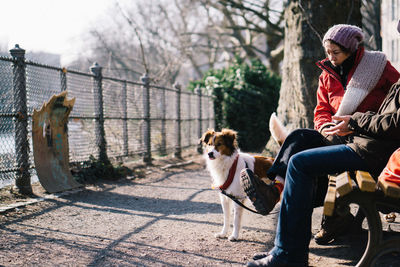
[{"xmin": 208, "ymin": 152, "xmax": 214, "ymax": 158}]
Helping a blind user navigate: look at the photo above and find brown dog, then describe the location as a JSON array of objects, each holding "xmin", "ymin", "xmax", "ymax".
[{"xmin": 199, "ymin": 128, "xmax": 275, "ymax": 241}]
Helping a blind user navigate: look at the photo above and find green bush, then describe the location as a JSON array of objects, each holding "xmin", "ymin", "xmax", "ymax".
[{"xmin": 188, "ymin": 58, "xmax": 280, "ymax": 152}]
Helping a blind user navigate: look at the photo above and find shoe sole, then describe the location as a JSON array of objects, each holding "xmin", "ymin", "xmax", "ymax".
[
  {"xmin": 241, "ymin": 170, "xmax": 270, "ymax": 215},
  {"xmin": 252, "ymin": 251, "xmax": 269, "ymax": 260}
]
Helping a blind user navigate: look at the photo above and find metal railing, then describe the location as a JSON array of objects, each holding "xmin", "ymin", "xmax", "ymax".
[{"xmin": 0, "ymin": 45, "xmax": 214, "ymax": 189}]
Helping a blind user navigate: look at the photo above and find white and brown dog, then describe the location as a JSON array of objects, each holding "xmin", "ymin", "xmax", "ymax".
[{"xmin": 200, "ymin": 128, "xmax": 278, "ymax": 241}]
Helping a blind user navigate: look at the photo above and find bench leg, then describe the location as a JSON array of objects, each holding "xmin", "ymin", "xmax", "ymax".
[
  {"xmin": 355, "ymin": 199, "xmax": 382, "ymax": 267},
  {"xmin": 338, "ymin": 191, "xmax": 400, "ymax": 267}
]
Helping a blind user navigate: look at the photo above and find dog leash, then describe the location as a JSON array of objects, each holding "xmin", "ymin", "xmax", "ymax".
[
  {"xmin": 220, "ymin": 189, "xmax": 262, "ymax": 215},
  {"xmin": 219, "ymin": 161, "xmax": 278, "ymax": 216}
]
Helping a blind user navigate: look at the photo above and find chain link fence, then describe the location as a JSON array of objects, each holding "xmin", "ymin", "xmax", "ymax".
[{"xmin": 0, "ymin": 45, "xmax": 214, "ymax": 189}]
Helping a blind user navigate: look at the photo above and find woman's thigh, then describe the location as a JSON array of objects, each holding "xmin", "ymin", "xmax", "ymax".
[
  {"xmin": 267, "ymin": 128, "xmax": 328, "ymax": 178},
  {"xmin": 289, "ymin": 144, "xmax": 368, "ymax": 177}
]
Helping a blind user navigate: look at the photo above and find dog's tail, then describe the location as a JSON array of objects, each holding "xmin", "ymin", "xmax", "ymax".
[{"xmin": 269, "ymin": 112, "xmax": 289, "ymax": 146}]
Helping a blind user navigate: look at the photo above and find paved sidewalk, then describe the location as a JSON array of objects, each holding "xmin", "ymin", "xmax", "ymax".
[{"xmin": 0, "ymin": 167, "xmax": 398, "ymax": 266}]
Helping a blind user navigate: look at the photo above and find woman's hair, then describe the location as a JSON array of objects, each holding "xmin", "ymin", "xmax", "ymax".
[{"xmin": 324, "ymin": 39, "xmax": 351, "ymax": 54}]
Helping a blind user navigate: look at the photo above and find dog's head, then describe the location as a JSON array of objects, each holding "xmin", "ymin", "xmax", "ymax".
[{"xmin": 199, "ymin": 128, "xmax": 238, "ymax": 160}]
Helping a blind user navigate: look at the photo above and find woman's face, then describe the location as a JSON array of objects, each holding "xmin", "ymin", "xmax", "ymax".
[{"xmin": 324, "ymin": 41, "xmax": 351, "ymax": 67}]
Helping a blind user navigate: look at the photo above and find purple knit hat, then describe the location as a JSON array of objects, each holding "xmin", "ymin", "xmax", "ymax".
[{"xmin": 323, "ymin": 24, "xmax": 364, "ymax": 53}]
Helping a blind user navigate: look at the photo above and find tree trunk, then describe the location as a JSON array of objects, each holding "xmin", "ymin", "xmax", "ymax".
[{"xmin": 265, "ymin": 0, "xmax": 362, "ymax": 154}]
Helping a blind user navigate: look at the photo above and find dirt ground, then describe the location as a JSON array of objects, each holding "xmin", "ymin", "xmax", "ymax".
[{"xmin": 0, "ymin": 151, "xmax": 399, "ymax": 267}]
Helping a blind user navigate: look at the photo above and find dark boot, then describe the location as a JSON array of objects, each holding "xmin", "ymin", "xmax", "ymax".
[
  {"xmin": 247, "ymin": 254, "xmax": 307, "ymax": 267},
  {"xmin": 240, "ymin": 168, "xmax": 280, "ymax": 216},
  {"xmin": 252, "ymin": 251, "xmax": 270, "ymax": 260},
  {"xmin": 314, "ymin": 205, "xmax": 354, "ymax": 245}
]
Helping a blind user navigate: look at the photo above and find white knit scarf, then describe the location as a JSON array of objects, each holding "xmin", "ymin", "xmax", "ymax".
[{"xmin": 335, "ymin": 50, "xmax": 387, "ymax": 117}]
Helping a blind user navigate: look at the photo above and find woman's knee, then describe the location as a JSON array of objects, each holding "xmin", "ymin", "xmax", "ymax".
[
  {"xmin": 287, "ymin": 128, "xmax": 316, "ymax": 140},
  {"xmin": 285, "ymin": 152, "xmax": 314, "ymax": 187},
  {"xmin": 285, "ymin": 128, "xmax": 323, "ymax": 146},
  {"xmin": 287, "ymin": 152, "xmax": 310, "ymax": 177}
]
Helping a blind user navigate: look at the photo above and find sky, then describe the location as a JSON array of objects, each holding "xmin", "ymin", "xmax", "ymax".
[{"xmin": 0, "ymin": 0, "xmax": 118, "ymax": 65}]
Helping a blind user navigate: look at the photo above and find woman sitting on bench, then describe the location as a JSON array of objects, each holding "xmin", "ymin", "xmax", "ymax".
[{"xmin": 243, "ymin": 22, "xmax": 400, "ymax": 267}]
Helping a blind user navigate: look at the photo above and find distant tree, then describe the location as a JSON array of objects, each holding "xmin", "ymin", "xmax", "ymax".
[
  {"xmin": 200, "ymin": 0, "xmax": 285, "ymax": 74},
  {"xmin": 69, "ymin": 0, "xmax": 286, "ymax": 86},
  {"xmin": 361, "ymin": 0, "xmax": 381, "ymax": 50}
]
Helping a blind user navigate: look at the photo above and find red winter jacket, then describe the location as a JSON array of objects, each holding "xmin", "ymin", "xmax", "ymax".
[{"xmin": 314, "ymin": 46, "xmax": 400, "ymax": 131}]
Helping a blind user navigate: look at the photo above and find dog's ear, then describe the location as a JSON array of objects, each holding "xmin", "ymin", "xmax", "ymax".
[
  {"xmin": 199, "ymin": 129, "xmax": 215, "ymax": 145},
  {"xmin": 221, "ymin": 128, "xmax": 238, "ymax": 149}
]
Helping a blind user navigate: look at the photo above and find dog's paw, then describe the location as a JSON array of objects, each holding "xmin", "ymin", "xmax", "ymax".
[
  {"xmin": 214, "ymin": 232, "xmax": 227, "ymax": 239},
  {"xmin": 228, "ymin": 235, "xmax": 238, "ymax": 241}
]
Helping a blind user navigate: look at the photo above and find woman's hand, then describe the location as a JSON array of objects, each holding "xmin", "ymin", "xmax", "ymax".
[{"xmin": 324, "ymin": 115, "xmax": 354, "ymax": 136}]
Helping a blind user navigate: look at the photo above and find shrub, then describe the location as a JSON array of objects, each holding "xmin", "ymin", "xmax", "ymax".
[{"xmin": 188, "ymin": 58, "xmax": 280, "ymax": 152}]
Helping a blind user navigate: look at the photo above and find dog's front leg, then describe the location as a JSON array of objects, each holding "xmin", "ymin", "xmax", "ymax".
[
  {"xmin": 215, "ymin": 193, "xmax": 230, "ymax": 239},
  {"xmin": 229, "ymin": 202, "xmax": 243, "ymax": 241}
]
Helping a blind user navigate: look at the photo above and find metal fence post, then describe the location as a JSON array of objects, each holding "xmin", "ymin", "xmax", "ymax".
[
  {"xmin": 90, "ymin": 62, "xmax": 108, "ymax": 164},
  {"xmin": 160, "ymin": 86, "xmax": 166, "ymax": 156},
  {"xmin": 187, "ymin": 90, "xmax": 191, "ymax": 148},
  {"xmin": 196, "ymin": 86, "xmax": 203, "ymax": 154},
  {"xmin": 141, "ymin": 73, "xmax": 152, "ymax": 164},
  {"xmin": 174, "ymin": 83, "xmax": 182, "ymax": 158},
  {"xmin": 60, "ymin": 67, "xmax": 67, "ymax": 91},
  {"xmin": 122, "ymin": 81, "xmax": 128, "ymax": 157},
  {"xmin": 10, "ymin": 44, "xmax": 32, "ymax": 194}
]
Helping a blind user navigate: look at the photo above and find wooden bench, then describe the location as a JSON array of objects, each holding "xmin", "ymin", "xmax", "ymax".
[{"xmin": 323, "ymin": 171, "xmax": 400, "ymax": 267}]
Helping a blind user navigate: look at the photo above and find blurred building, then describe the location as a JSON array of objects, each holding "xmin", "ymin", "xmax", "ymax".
[{"xmin": 382, "ymin": 0, "xmax": 400, "ymax": 70}]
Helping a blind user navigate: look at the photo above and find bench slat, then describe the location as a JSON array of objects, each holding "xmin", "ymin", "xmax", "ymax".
[
  {"xmin": 335, "ymin": 172, "xmax": 353, "ymax": 196},
  {"xmin": 356, "ymin": 171, "xmax": 376, "ymax": 192},
  {"xmin": 378, "ymin": 179, "xmax": 400, "ymax": 198},
  {"xmin": 323, "ymin": 176, "xmax": 337, "ymax": 216}
]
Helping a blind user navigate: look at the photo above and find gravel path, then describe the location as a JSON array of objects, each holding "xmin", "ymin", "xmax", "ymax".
[{"xmin": 0, "ymin": 157, "xmax": 398, "ymax": 266}]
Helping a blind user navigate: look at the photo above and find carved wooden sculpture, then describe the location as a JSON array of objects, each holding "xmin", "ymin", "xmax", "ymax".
[{"xmin": 32, "ymin": 91, "xmax": 82, "ymax": 193}]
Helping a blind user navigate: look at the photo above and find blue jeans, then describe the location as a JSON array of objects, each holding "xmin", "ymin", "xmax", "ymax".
[{"xmin": 270, "ymin": 144, "xmax": 368, "ymax": 265}]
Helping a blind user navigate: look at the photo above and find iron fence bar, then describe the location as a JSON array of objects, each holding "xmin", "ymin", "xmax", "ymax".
[
  {"xmin": 90, "ymin": 62, "xmax": 109, "ymax": 164},
  {"xmin": 196, "ymin": 86, "xmax": 203, "ymax": 154},
  {"xmin": 0, "ymin": 113, "xmax": 17, "ymax": 118},
  {"xmin": 102, "ymin": 75, "xmax": 143, "ymax": 86},
  {"xmin": 148, "ymin": 84, "xmax": 176, "ymax": 92},
  {"xmin": 0, "ymin": 165, "xmax": 35, "ymax": 174},
  {"xmin": 160, "ymin": 85, "xmax": 167, "ymax": 156},
  {"xmin": 61, "ymin": 67, "xmax": 67, "ymax": 91},
  {"xmin": 141, "ymin": 73, "xmax": 151, "ymax": 164},
  {"xmin": 122, "ymin": 81, "xmax": 128, "ymax": 157},
  {"xmin": 65, "ymin": 69, "xmax": 93, "ymax": 77},
  {"xmin": 0, "ymin": 56, "xmax": 13, "ymax": 62},
  {"xmin": 174, "ymin": 83, "xmax": 182, "ymax": 159},
  {"xmin": 10, "ymin": 44, "xmax": 31, "ymax": 194}
]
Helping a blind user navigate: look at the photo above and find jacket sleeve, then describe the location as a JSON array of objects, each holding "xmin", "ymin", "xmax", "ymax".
[
  {"xmin": 314, "ymin": 75, "xmax": 335, "ymax": 131},
  {"xmin": 348, "ymin": 85, "xmax": 400, "ymax": 139}
]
